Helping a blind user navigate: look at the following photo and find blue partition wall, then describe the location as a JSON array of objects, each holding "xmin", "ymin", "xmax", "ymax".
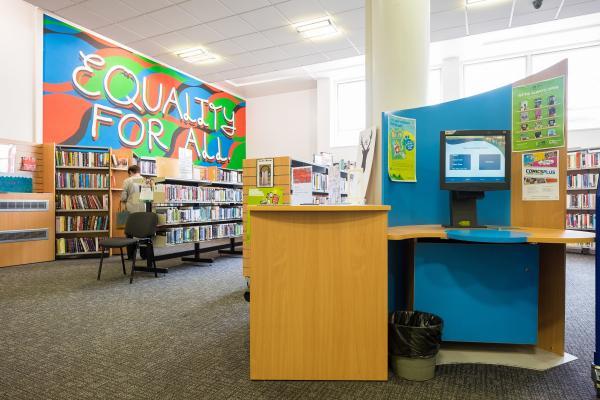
[{"xmin": 384, "ymin": 86, "xmax": 540, "ymax": 345}]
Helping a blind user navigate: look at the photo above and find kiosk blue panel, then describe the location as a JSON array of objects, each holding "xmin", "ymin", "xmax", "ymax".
[
  {"xmin": 382, "ymin": 85, "xmax": 512, "ymax": 227},
  {"xmin": 414, "ymin": 242, "xmax": 539, "ymax": 344}
]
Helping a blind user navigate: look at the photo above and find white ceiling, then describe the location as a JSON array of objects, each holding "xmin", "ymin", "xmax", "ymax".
[{"xmin": 27, "ymin": 0, "xmax": 600, "ymax": 88}]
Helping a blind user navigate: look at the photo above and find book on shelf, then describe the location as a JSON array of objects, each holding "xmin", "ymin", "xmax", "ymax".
[
  {"xmin": 56, "ymin": 149, "xmax": 109, "ymax": 168},
  {"xmin": 56, "ymin": 172, "xmax": 109, "ymax": 189},
  {"xmin": 56, "ymin": 215, "xmax": 109, "ymax": 232},
  {"xmin": 568, "ymin": 150, "xmax": 600, "ymax": 170},
  {"xmin": 153, "ymin": 184, "xmax": 243, "ymax": 203},
  {"xmin": 111, "ymin": 154, "xmax": 129, "ymax": 169},
  {"xmin": 56, "ymin": 236, "xmax": 106, "ymax": 255},
  {"xmin": 312, "ymin": 172, "xmax": 328, "ymax": 192},
  {"xmin": 56, "ymin": 194, "xmax": 109, "ymax": 210},
  {"xmin": 134, "ymin": 157, "xmax": 157, "ymax": 175},
  {"xmin": 566, "ymin": 213, "xmax": 596, "ymax": 230},
  {"xmin": 156, "ymin": 205, "xmax": 242, "ymax": 225},
  {"xmin": 566, "ymin": 173, "xmax": 599, "ymax": 189},
  {"xmin": 567, "ymin": 193, "xmax": 596, "ymax": 210},
  {"xmin": 162, "ymin": 223, "xmax": 243, "ymax": 245}
]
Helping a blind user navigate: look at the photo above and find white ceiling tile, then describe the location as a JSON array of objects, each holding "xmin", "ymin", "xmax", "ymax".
[
  {"xmin": 318, "ymin": 0, "xmax": 363, "ymax": 14},
  {"xmin": 231, "ymin": 32, "xmax": 274, "ymax": 51},
  {"xmin": 511, "ymin": 9, "xmax": 557, "ymax": 27},
  {"xmin": 147, "ymin": 5, "xmax": 199, "ymax": 29},
  {"xmin": 514, "ymin": 0, "xmax": 562, "ymax": 14},
  {"xmin": 560, "ymin": 1, "xmax": 600, "ymax": 18},
  {"xmin": 294, "ymin": 53, "xmax": 329, "ymax": 66},
  {"xmin": 269, "ymin": 0, "xmax": 288, "ymax": 4},
  {"xmin": 430, "ymin": 0, "xmax": 464, "ymax": 14},
  {"xmin": 179, "ymin": 0, "xmax": 234, "ymax": 23},
  {"xmin": 267, "ymin": 58, "xmax": 301, "ymax": 71},
  {"xmin": 128, "ymin": 38, "xmax": 169, "ymax": 56},
  {"xmin": 332, "ymin": 7, "xmax": 364, "ymax": 30},
  {"xmin": 189, "ymin": 60, "xmax": 237, "ymax": 75},
  {"xmin": 431, "ymin": 9, "xmax": 466, "ymax": 31},
  {"xmin": 275, "ymin": 0, "xmax": 329, "ymax": 23},
  {"xmin": 151, "ymin": 31, "xmax": 196, "ymax": 52},
  {"xmin": 469, "ymin": 17, "xmax": 510, "ymax": 35},
  {"xmin": 279, "ymin": 41, "xmax": 319, "ymax": 57},
  {"xmin": 95, "ymin": 24, "xmax": 144, "ymax": 44},
  {"xmin": 261, "ymin": 25, "xmax": 302, "ymax": 45},
  {"xmin": 207, "ymin": 38, "xmax": 246, "ymax": 56},
  {"xmin": 226, "ymin": 52, "xmax": 261, "ymax": 67},
  {"xmin": 250, "ymin": 46, "xmax": 288, "ymax": 62},
  {"xmin": 309, "ymin": 36, "xmax": 353, "ymax": 52},
  {"xmin": 240, "ymin": 6, "xmax": 290, "ymax": 30},
  {"xmin": 120, "ymin": 0, "xmax": 174, "ymax": 12},
  {"xmin": 431, "ymin": 25, "xmax": 466, "ymax": 42},
  {"xmin": 82, "ymin": 0, "xmax": 140, "ymax": 22},
  {"xmin": 200, "ymin": 72, "xmax": 226, "ymax": 83},
  {"xmin": 227, "ymin": 63, "xmax": 274, "ymax": 78},
  {"xmin": 120, "ymin": 14, "xmax": 171, "ymax": 36},
  {"xmin": 26, "ymin": 0, "xmax": 77, "ymax": 11},
  {"xmin": 56, "ymin": 4, "xmax": 113, "ymax": 29},
  {"xmin": 154, "ymin": 53, "xmax": 189, "ymax": 69},
  {"xmin": 346, "ymin": 28, "xmax": 364, "ymax": 48},
  {"xmin": 206, "ymin": 15, "xmax": 257, "ymax": 38},
  {"xmin": 179, "ymin": 24, "xmax": 225, "ymax": 44},
  {"xmin": 466, "ymin": 2, "xmax": 512, "ymax": 24},
  {"xmin": 219, "ymin": 0, "xmax": 270, "ymax": 13},
  {"xmin": 323, "ymin": 46, "xmax": 359, "ymax": 60}
]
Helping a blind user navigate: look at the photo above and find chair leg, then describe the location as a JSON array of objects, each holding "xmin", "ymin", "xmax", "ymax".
[
  {"xmin": 149, "ymin": 242, "xmax": 158, "ymax": 278},
  {"xmin": 97, "ymin": 248, "xmax": 105, "ymax": 280},
  {"xmin": 129, "ymin": 245, "xmax": 137, "ymax": 284},
  {"xmin": 120, "ymin": 249, "xmax": 126, "ymax": 275}
]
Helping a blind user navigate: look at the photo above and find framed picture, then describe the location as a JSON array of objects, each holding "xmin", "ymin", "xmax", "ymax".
[{"xmin": 256, "ymin": 158, "xmax": 274, "ymax": 188}]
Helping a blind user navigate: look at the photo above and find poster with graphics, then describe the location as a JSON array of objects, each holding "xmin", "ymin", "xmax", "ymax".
[
  {"xmin": 387, "ymin": 115, "xmax": 416, "ymax": 182},
  {"xmin": 521, "ymin": 150, "xmax": 559, "ymax": 201},
  {"xmin": 512, "ymin": 76, "xmax": 565, "ymax": 152},
  {"xmin": 42, "ymin": 15, "xmax": 246, "ymax": 169}
]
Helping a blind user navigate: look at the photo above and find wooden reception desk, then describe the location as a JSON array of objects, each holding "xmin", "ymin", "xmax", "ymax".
[{"xmin": 248, "ymin": 205, "xmax": 390, "ymax": 381}]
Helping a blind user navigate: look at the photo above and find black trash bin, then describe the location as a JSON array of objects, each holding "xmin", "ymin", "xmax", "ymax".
[{"xmin": 389, "ymin": 310, "xmax": 443, "ymax": 381}]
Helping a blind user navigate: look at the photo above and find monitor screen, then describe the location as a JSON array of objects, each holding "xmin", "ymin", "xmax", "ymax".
[{"xmin": 440, "ymin": 130, "xmax": 510, "ymax": 190}]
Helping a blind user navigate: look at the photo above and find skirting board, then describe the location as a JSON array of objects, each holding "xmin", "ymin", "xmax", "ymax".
[{"xmin": 437, "ymin": 343, "xmax": 577, "ymax": 371}]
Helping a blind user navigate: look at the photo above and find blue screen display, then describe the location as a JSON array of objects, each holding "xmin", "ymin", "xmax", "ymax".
[{"xmin": 445, "ymin": 135, "xmax": 506, "ymax": 184}]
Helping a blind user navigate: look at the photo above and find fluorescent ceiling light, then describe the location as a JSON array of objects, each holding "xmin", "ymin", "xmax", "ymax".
[
  {"xmin": 294, "ymin": 17, "xmax": 338, "ymax": 39},
  {"xmin": 177, "ymin": 47, "xmax": 218, "ymax": 64}
]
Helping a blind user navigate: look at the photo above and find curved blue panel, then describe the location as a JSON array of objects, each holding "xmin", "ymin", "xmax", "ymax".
[
  {"xmin": 382, "ymin": 86, "xmax": 512, "ymax": 227},
  {"xmin": 446, "ymin": 229, "xmax": 529, "ymax": 243}
]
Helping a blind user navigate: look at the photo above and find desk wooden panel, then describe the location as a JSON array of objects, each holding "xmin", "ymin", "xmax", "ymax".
[{"xmin": 250, "ymin": 205, "xmax": 389, "ymax": 380}]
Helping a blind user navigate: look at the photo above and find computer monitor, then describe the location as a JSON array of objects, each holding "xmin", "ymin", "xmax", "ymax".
[{"xmin": 439, "ymin": 130, "xmax": 511, "ymax": 228}]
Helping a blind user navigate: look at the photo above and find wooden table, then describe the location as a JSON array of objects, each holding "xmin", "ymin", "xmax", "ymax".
[{"xmin": 249, "ymin": 205, "xmax": 390, "ymax": 380}]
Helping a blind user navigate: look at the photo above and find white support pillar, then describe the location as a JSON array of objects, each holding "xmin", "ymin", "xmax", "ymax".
[
  {"xmin": 441, "ymin": 56, "xmax": 461, "ymax": 102},
  {"xmin": 365, "ymin": 0, "xmax": 430, "ymax": 203}
]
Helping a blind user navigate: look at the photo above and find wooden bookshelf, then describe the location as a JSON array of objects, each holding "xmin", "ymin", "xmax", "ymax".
[
  {"xmin": 566, "ymin": 147, "xmax": 599, "ymax": 254},
  {"xmin": 48, "ymin": 144, "xmax": 111, "ymax": 258}
]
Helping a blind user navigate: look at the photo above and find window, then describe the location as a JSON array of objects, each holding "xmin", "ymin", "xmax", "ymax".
[
  {"xmin": 532, "ymin": 45, "xmax": 600, "ymax": 130},
  {"xmin": 428, "ymin": 68, "xmax": 442, "ymax": 105},
  {"xmin": 332, "ymin": 79, "xmax": 365, "ymax": 147},
  {"xmin": 463, "ymin": 57, "xmax": 527, "ymax": 97},
  {"xmin": 0, "ymin": 144, "xmax": 16, "ymax": 173}
]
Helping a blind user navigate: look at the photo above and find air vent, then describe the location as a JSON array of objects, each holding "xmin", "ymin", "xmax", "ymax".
[
  {"xmin": 0, "ymin": 200, "xmax": 49, "ymax": 212},
  {"xmin": 0, "ymin": 229, "xmax": 48, "ymax": 243}
]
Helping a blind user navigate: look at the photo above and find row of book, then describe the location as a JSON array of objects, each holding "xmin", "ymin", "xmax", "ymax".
[
  {"xmin": 216, "ymin": 169, "xmax": 242, "ymax": 183},
  {"xmin": 567, "ymin": 173, "xmax": 599, "ymax": 189},
  {"xmin": 567, "ymin": 151, "xmax": 600, "ymax": 170},
  {"xmin": 193, "ymin": 166, "xmax": 242, "ymax": 183},
  {"xmin": 156, "ymin": 184, "xmax": 243, "ymax": 203},
  {"xmin": 137, "ymin": 159, "xmax": 157, "ymax": 175},
  {"xmin": 56, "ymin": 216, "xmax": 109, "ymax": 232},
  {"xmin": 56, "ymin": 172, "xmax": 110, "ymax": 189},
  {"xmin": 566, "ymin": 213, "xmax": 596, "ymax": 230},
  {"xmin": 313, "ymin": 172, "xmax": 328, "ymax": 192},
  {"xmin": 56, "ymin": 237, "xmax": 105, "ymax": 255},
  {"xmin": 157, "ymin": 206, "xmax": 242, "ymax": 225},
  {"xmin": 56, "ymin": 149, "xmax": 109, "ymax": 168},
  {"xmin": 567, "ymin": 193, "xmax": 596, "ymax": 209},
  {"xmin": 164, "ymin": 223, "xmax": 243, "ymax": 245},
  {"xmin": 56, "ymin": 194, "xmax": 109, "ymax": 210}
]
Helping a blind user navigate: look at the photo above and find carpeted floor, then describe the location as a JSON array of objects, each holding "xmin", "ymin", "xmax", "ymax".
[{"xmin": 0, "ymin": 253, "xmax": 596, "ymax": 400}]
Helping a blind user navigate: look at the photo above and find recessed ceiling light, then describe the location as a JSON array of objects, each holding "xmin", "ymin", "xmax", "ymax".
[
  {"xmin": 177, "ymin": 47, "xmax": 219, "ymax": 64},
  {"xmin": 294, "ymin": 17, "xmax": 338, "ymax": 39}
]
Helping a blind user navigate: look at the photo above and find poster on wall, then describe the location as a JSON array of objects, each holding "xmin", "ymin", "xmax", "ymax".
[
  {"xmin": 512, "ymin": 76, "xmax": 565, "ymax": 152},
  {"xmin": 387, "ymin": 115, "xmax": 416, "ymax": 182},
  {"xmin": 521, "ymin": 150, "xmax": 559, "ymax": 201},
  {"xmin": 42, "ymin": 15, "xmax": 246, "ymax": 169},
  {"xmin": 256, "ymin": 158, "xmax": 274, "ymax": 188}
]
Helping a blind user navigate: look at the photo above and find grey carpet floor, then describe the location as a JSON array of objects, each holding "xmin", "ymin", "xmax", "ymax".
[{"xmin": 0, "ymin": 253, "xmax": 596, "ymax": 400}]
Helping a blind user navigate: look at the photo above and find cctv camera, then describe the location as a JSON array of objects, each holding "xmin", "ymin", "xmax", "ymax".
[{"xmin": 532, "ymin": 0, "xmax": 543, "ymax": 9}]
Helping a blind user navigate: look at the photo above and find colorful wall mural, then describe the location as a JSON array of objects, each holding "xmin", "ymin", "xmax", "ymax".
[{"xmin": 43, "ymin": 15, "xmax": 246, "ymax": 169}]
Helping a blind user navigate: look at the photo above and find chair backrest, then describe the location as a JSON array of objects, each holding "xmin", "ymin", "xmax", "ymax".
[{"xmin": 124, "ymin": 212, "xmax": 158, "ymax": 238}]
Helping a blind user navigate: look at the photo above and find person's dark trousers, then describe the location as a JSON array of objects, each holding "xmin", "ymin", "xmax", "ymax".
[{"xmin": 126, "ymin": 235, "xmax": 147, "ymax": 259}]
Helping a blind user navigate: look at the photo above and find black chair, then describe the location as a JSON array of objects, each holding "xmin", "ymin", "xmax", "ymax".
[{"xmin": 97, "ymin": 212, "xmax": 159, "ymax": 284}]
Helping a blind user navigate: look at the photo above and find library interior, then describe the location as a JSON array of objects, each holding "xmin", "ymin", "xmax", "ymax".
[{"xmin": 2, "ymin": 0, "xmax": 600, "ymax": 399}]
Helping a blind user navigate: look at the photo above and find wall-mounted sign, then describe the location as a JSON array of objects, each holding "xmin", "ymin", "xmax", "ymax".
[
  {"xmin": 42, "ymin": 15, "xmax": 246, "ymax": 169},
  {"xmin": 387, "ymin": 116, "xmax": 416, "ymax": 182},
  {"xmin": 521, "ymin": 150, "xmax": 559, "ymax": 201}
]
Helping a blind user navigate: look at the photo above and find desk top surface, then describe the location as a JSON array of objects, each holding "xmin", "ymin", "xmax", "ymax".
[
  {"xmin": 249, "ymin": 205, "xmax": 390, "ymax": 212},
  {"xmin": 387, "ymin": 224, "xmax": 595, "ymax": 244}
]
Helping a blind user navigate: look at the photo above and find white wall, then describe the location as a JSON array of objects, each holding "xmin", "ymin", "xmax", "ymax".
[
  {"xmin": 246, "ymin": 89, "xmax": 317, "ymax": 161},
  {"xmin": 0, "ymin": 0, "xmax": 40, "ymax": 143}
]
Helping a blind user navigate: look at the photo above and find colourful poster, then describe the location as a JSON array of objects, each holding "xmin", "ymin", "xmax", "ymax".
[
  {"xmin": 521, "ymin": 150, "xmax": 559, "ymax": 201},
  {"xmin": 42, "ymin": 15, "xmax": 246, "ymax": 169},
  {"xmin": 387, "ymin": 115, "xmax": 416, "ymax": 182},
  {"xmin": 245, "ymin": 187, "xmax": 284, "ymax": 242},
  {"xmin": 512, "ymin": 76, "xmax": 565, "ymax": 152}
]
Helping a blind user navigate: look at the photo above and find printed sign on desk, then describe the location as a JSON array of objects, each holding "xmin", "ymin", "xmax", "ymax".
[
  {"xmin": 387, "ymin": 116, "xmax": 416, "ymax": 182},
  {"xmin": 512, "ymin": 76, "xmax": 565, "ymax": 152}
]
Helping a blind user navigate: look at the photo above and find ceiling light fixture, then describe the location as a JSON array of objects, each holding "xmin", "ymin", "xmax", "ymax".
[
  {"xmin": 294, "ymin": 17, "xmax": 338, "ymax": 39},
  {"xmin": 177, "ymin": 47, "xmax": 218, "ymax": 64}
]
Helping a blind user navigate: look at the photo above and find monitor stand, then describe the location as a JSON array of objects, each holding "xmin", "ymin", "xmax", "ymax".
[{"xmin": 444, "ymin": 191, "xmax": 485, "ymax": 228}]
